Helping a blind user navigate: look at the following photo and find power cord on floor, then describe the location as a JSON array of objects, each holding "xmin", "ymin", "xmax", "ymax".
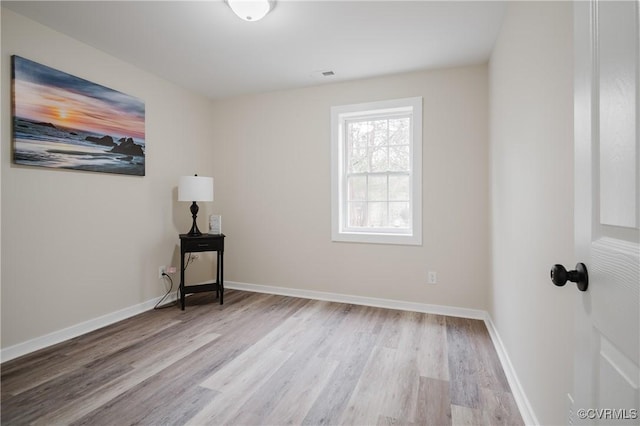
[{"xmin": 154, "ymin": 272, "xmax": 177, "ymax": 309}]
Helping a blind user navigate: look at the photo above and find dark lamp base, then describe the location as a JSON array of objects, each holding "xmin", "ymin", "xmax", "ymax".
[{"xmin": 187, "ymin": 201, "xmax": 202, "ymax": 236}]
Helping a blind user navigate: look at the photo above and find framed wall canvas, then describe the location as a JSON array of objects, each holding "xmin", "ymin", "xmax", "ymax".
[{"xmin": 11, "ymin": 55, "xmax": 146, "ymax": 176}]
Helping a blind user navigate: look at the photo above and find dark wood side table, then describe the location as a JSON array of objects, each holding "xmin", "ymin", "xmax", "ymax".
[{"xmin": 179, "ymin": 233, "xmax": 225, "ymax": 310}]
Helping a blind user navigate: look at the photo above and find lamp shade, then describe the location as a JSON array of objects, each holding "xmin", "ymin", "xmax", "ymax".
[{"xmin": 178, "ymin": 176, "xmax": 214, "ymax": 202}]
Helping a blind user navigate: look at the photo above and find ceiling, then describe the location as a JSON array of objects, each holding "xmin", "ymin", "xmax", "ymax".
[{"xmin": 3, "ymin": 0, "xmax": 506, "ymax": 100}]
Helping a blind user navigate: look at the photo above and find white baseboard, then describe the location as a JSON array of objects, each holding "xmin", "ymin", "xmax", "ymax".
[
  {"xmin": 483, "ymin": 314, "xmax": 539, "ymax": 426},
  {"xmin": 1, "ymin": 279, "xmax": 538, "ymax": 425},
  {"xmin": 226, "ymin": 281, "xmax": 538, "ymax": 425},
  {"xmin": 225, "ymin": 281, "xmax": 486, "ymax": 319},
  {"xmin": 0, "ymin": 292, "xmax": 178, "ymax": 363}
]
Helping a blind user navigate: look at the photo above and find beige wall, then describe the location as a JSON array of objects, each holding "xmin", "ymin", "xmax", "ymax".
[
  {"xmin": 1, "ymin": 9, "xmax": 218, "ymax": 348},
  {"xmin": 489, "ymin": 1, "xmax": 574, "ymax": 424},
  {"xmin": 211, "ymin": 65, "xmax": 490, "ymax": 309}
]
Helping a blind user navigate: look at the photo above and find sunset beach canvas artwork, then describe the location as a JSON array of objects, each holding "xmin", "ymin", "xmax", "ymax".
[{"xmin": 11, "ymin": 56, "xmax": 145, "ymax": 176}]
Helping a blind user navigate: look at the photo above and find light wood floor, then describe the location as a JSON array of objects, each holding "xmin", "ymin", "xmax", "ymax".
[{"xmin": 1, "ymin": 290, "xmax": 523, "ymax": 425}]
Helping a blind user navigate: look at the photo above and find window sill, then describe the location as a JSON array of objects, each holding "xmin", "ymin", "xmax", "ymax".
[{"xmin": 331, "ymin": 231, "xmax": 422, "ymax": 246}]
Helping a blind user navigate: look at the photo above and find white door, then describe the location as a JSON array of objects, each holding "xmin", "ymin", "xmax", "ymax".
[{"xmin": 573, "ymin": 0, "xmax": 640, "ymax": 425}]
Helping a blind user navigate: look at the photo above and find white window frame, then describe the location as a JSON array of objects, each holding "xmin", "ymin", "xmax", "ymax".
[{"xmin": 331, "ymin": 97, "xmax": 422, "ymax": 246}]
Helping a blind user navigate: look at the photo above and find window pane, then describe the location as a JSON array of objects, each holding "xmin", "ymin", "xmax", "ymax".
[
  {"xmin": 368, "ymin": 175, "xmax": 387, "ymax": 201},
  {"xmin": 348, "ymin": 202, "xmax": 366, "ymax": 227},
  {"xmin": 367, "ymin": 202, "xmax": 388, "ymax": 227},
  {"xmin": 348, "ymin": 121, "xmax": 370, "ymax": 149},
  {"xmin": 371, "ymin": 119, "xmax": 388, "ymax": 146},
  {"xmin": 389, "ymin": 118, "xmax": 410, "ymax": 145},
  {"xmin": 348, "ymin": 147, "xmax": 368, "ymax": 173},
  {"xmin": 389, "ymin": 145, "xmax": 409, "ymax": 171},
  {"xmin": 370, "ymin": 147, "xmax": 388, "ymax": 172},
  {"xmin": 389, "ymin": 202, "xmax": 411, "ymax": 228},
  {"xmin": 389, "ymin": 175, "xmax": 410, "ymax": 201},
  {"xmin": 348, "ymin": 175, "xmax": 367, "ymax": 201},
  {"xmin": 347, "ymin": 122, "xmax": 369, "ymax": 173}
]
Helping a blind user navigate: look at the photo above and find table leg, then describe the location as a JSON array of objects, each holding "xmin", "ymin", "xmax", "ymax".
[
  {"xmin": 180, "ymin": 251, "xmax": 186, "ymax": 310},
  {"xmin": 219, "ymin": 250, "xmax": 224, "ymax": 305},
  {"xmin": 215, "ymin": 250, "xmax": 220, "ymax": 300}
]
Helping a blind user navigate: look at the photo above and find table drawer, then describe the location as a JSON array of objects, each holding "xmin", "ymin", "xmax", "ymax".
[{"xmin": 182, "ymin": 237, "xmax": 223, "ymax": 252}]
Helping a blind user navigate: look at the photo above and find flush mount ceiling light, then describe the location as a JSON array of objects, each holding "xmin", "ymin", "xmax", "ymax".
[{"xmin": 226, "ymin": 0, "xmax": 275, "ymax": 22}]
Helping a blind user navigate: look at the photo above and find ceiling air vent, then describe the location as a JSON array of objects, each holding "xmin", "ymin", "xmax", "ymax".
[{"xmin": 311, "ymin": 70, "xmax": 337, "ymax": 79}]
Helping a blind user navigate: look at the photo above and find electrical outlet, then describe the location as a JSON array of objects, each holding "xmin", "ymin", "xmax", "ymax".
[
  {"xmin": 159, "ymin": 266, "xmax": 176, "ymax": 279},
  {"xmin": 428, "ymin": 271, "xmax": 437, "ymax": 284}
]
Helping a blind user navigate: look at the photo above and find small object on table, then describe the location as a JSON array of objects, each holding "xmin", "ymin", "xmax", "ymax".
[{"xmin": 209, "ymin": 214, "xmax": 222, "ymax": 234}]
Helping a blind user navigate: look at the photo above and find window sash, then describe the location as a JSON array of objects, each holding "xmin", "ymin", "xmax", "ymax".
[
  {"xmin": 341, "ymin": 113, "xmax": 414, "ymax": 234},
  {"xmin": 343, "ymin": 172, "xmax": 412, "ymax": 231}
]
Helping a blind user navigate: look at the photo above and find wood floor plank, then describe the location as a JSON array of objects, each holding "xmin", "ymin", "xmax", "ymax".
[
  {"xmin": 478, "ymin": 386, "xmax": 524, "ymax": 425},
  {"xmin": 376, "ymin": 415, "xmax": 403, "ymax": 425},
  {"xmin": 199, "ymin": 347, "xmax": 292, "ymax": 392},
  {"xmin": 339, "ymin": 345, "xmax": 400, "ymax": 425},
  {"xmin": 416, "ymin": 376, "xmax": 452, "ymax": 426},
  {"xmin": 451, "ymin": 404, "xmax": 485, "ymax": 426},
  {"xmin": 0, "ymin": 290, "xmax": 523, "ymax": 426},
  {"xmin": 379, "ymin": 350, "xmax": 421, "ymax": 424},
  {"xmin": 186, "ymin": 348, "xmax": 294, "ymax": 425},
  {"xmin": 301, "ymin": 333, "xmax": 377, "ymax": 425},
  {"xmin": 250, "ymin": 355, "xmax": 339, "ymax": 425},
  {"xmin": 417, "ymin": 313, "xmax": 450, "ymax": 381},
  {"xmin": 373, "ymin": 311, "xmax": 426, "ymax": 423},
  {"xmin": 378, "ymin": 309, "xmax": 406, "ymax": 349},
  {"xmin": 467, "ymin": 319, "xmax": 512, "ymax": 393},
  {"xmin": 446, "ymin": 316, "xmax": 481, "ymax": 409},
  {"xmin": 317, "ymin": 304, "xmax": 386, "ymax": 360},
  {"xmin": 132, "ymin": 386, "xmax": 219, "ymax": 426}
]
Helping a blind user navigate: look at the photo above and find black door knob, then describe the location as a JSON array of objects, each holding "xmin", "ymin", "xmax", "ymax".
[{"xmin": 550, "ymin": 263, "xmax": 588, "ymax": 292}]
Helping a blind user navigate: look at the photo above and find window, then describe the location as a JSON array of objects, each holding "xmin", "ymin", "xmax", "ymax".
[{"xmin": 331, "ymin": 97, "xmax": 422, "ymax": 245}]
